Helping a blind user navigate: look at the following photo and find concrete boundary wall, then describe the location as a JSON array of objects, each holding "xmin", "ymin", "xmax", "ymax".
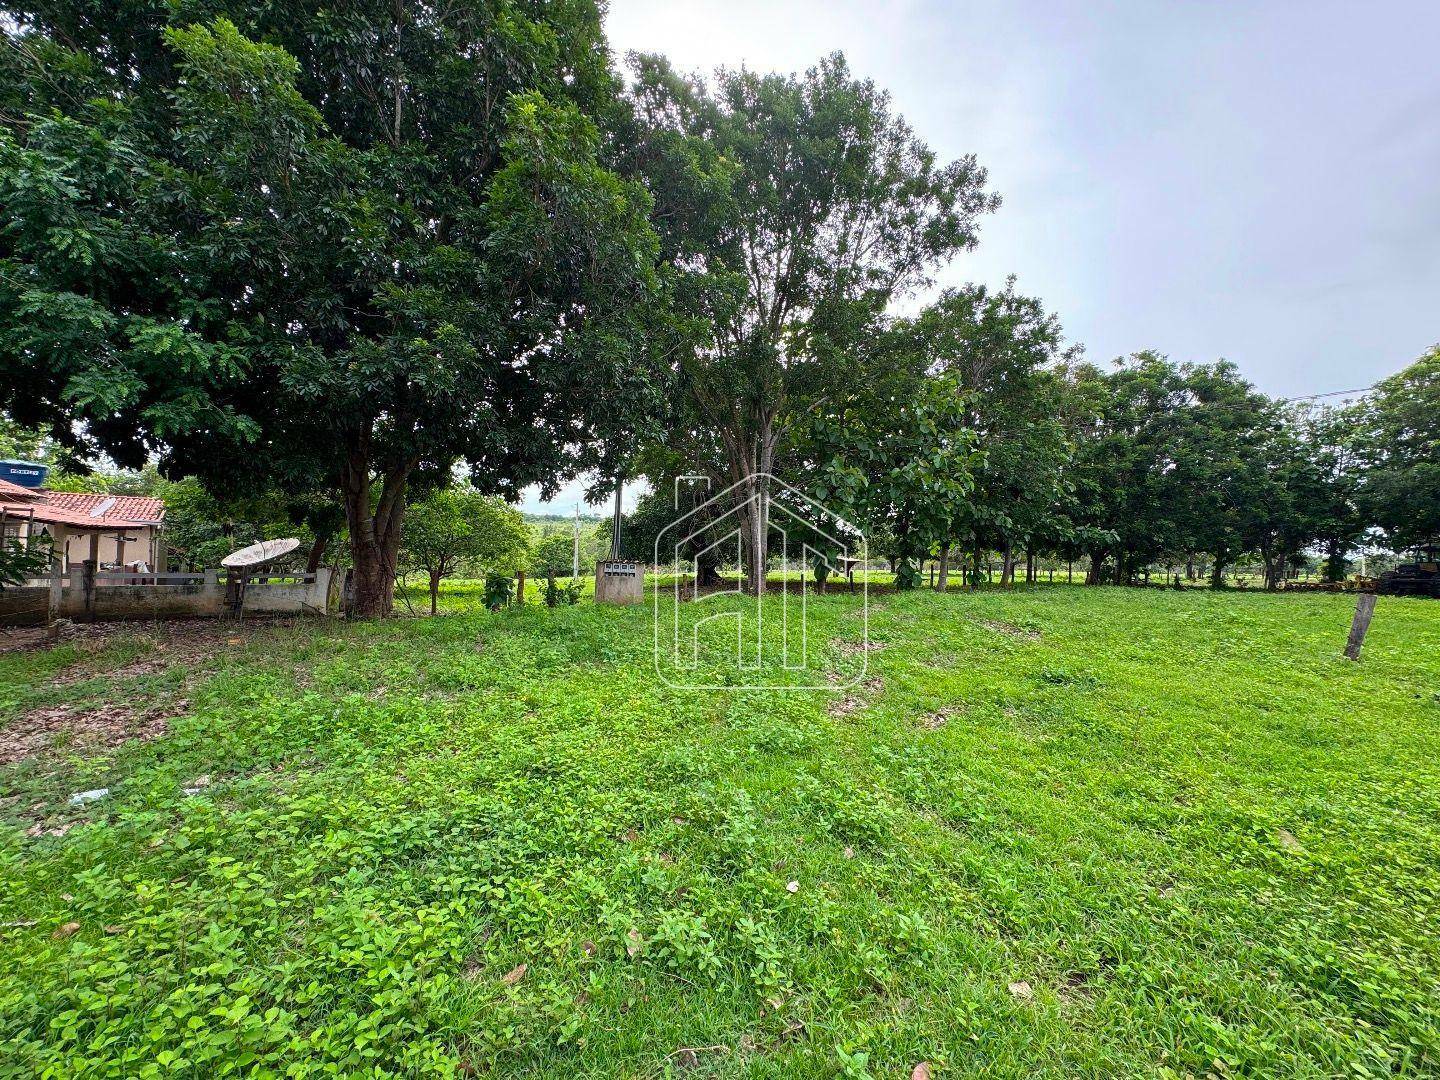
[{"xmin": 0, "ymin": 569, "xmax": 334, "ymax": 626}]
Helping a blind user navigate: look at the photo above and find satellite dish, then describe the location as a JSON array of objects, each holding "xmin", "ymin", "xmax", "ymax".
[{"xmin": 222, "ymin": 537, "xmax": 301, "ymax": 569}]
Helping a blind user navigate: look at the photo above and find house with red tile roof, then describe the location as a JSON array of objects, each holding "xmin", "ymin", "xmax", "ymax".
[{"xmin": 0, "ymin": 481, "xmax": 166, "ymax": 571}]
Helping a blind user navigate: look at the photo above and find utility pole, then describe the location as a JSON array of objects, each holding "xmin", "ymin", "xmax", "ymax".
[
  {"xmin": 572, "ymin": 502, "xmax": 580, "ymax": 582},
  {"xmin": 610, "ymin": 476, "xmax": 624, "ymax": 560}
]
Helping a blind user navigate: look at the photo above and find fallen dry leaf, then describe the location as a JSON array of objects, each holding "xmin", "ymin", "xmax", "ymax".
[
  {"xmin": 1277, "ymin": 828, "xmax": 1304, "ymax": 853},
  {"xmin": 1008, "ymin": 980, "xmax": 1033, "ymax": 1001},
  {"xmin": 911, "ymin": 1064, "xmax": 933, "ymax": 1080},
  {"xmin": 580, "ymin": 940, "xmax": 597, "ymax": 956},
  {"xmin": 500, "ymin": 963, "xmax": 527, "ymax": 986},
  {"xmin": 52, "ymin": 922, "xmax": 80, "ymax": 939},
  {"xmin": 842, "ymin": 846, "xmax": 855, "ymax": 859},
  {"xmin": 786, "ymin": 880, "xmax": 800, "ymax": 893},
  {"xmin": 626, "ymin": 929, "xmax": 642, "ymax": 958},
  {"xmin": 2, "ymin": 701, "xmax": 173, "ymax": 766}
]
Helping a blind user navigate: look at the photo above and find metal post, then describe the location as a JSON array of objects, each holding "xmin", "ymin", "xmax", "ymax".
[{"xmin": 572, "ymin": 503, "xmax": 580, "ymax": 582}]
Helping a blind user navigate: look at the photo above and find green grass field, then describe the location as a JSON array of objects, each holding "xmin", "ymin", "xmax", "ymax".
[{"xmin": 2, "ymin": 586, "xmax": 1438, "ymax": 1077}]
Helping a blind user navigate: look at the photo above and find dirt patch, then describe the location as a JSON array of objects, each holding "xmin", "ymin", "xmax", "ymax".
[
  {"xmin": 0, "ymin": 699, "xmax": 183, "ymax": 766},
  {"xmin": 975, "ymin": 619, "xmax": 1042, "ymax": 641},
  {"xmin": 826, "ymin": 676, "xmax": 883, "ymax": 717},
  {"xmin": 920, "ymin": 705, "xmax": 966, "ymax": 730},
  {"xmin": 1056, "ymin": 956, "xmax": 1115, "ymax": 1005},
  {"xmin": 0, "ymin": 627, "xmax": 58, "ymax": 654},
  {"xmin": 45, "ymin": 619, "xmax": 299, "ymax": 686},
  {"xmin": 831, "ymin": 637, "xmax": 886, "ymax": 658}
]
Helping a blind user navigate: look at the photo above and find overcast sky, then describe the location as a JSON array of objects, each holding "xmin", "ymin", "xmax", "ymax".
[{"xmin": 521, "ymin": 0, "xmax": 1440, "ymax": 513}]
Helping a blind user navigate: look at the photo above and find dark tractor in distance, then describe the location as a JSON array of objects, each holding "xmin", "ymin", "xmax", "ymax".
[{"xmin": 1377, "ymin": 544, "xmax": 1440, "ymax": 598}]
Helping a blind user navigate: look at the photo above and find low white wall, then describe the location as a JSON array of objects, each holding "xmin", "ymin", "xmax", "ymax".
[{"xmin": 0, "ymin": 569, "xmax": 334, "ymax": 625}]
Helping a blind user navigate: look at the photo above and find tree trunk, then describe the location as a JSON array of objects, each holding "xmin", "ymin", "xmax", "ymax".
[
  {"xmin": 429, "ymin": 568, "xmax": 441, "ymax": 615},
  {"xmin": 306, "ymin": 534, "xmax": 329, "ymax": 574},
  {"xmin": 342, "ymin": 434, "xmax": 410, "ymax": 618},
  {"xmin": 722, "ymin": 423, "xmax": 775, "ymax": 599},
  {"xmin": 1259, "ymin": 538, "xmax": 1278, "ymax": 591},
  {"xmin": 1025, "ymin": 547, "xmax": 1036, "ymax": 584},
  {"xmin": 1000, "ymin": 539, "xmax": 1014, "ymax": 586},
  {"xmin": 936, "ymin": 543, "xmax": 950, "ymax": 591},
  {"xmin": 697, "ymin": 552, "xmax": 721, "ymax": 588},
  {"xmin": 1324, "ymin": 539, "xmax": 1345, "ymax": 582},
  {"xmin": 739, "ymin": 494, "xmax": 767, "ymax": 597}
]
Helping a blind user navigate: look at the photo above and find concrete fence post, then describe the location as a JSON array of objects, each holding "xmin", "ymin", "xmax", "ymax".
[
  {"xmin": 81, "ymin": 559, "xmax": 97, "ymax": 622},
  {"xmin": 46, "ymin": 545, "xmax": 63, "ymax": 629}
]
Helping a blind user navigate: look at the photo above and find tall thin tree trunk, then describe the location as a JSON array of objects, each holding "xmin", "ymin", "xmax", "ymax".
[
  {"xmin": 1001, "ymin": 539, "xmax": 1014, "ymax": 586},
  {"xmin": 726, "ymin": 423, "xmax": 775, "ymax": 599},
  {"xmin": 936, "ymin": 543, "xmax": 950, "ymax": 591}
]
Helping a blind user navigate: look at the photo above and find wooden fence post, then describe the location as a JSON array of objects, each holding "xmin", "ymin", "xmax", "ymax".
[{"xmin": 1344, "ymin": 592, "xmax": 1377, "ymax": 661}]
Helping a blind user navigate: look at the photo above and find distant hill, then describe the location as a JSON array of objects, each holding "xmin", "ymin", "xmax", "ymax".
[{"xmin": 524, "ymin": 513, "xmax": 604, "ymax": 526}]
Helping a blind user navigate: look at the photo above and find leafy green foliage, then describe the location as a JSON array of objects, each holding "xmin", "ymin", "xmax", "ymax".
[
  {"xmin": 1358, "ymin": 346, "xmax": 1440, "ymax": 551},
  {"xmin": 530, "ymin": 531, "xmax": 578, "ymax": 579},
  {"xmin": 624, "ymin": 51, "xmax": 999, "ymax": 592},
  {"xmin": 402, "ymin": 489, "xmax": 529, "ymax": 614},
  {"xmin": 902, "ymin": 278, "xmax": 1077, "ymax": 580},
  {"xmin": 0, "ymin": 535, "xmax": 49, "ymax": 587},
  {"xmin": 482, "ymin": 572, "xmax": 515, "ymax": 612},
  {"xmin": 1, "ymin": 2, "xmax": 666, "ymax": 616},
  {"xmin": 808, "ymin": 372, "xmax": 980, "ymax": 585}
]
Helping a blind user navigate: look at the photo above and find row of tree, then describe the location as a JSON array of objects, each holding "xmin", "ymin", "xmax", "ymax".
[
  {"xmin": 624, "ymin": 291, "xmax": 1437, "ymax": 594},
  {"xmin": 2, "ymin": 2, "xmax": 1434, "ymax": 612}
]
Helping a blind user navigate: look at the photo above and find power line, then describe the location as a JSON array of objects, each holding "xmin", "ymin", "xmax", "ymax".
[{"xmin": 1277, "ymin": 384, "xmax": 1377, "ymax": 405}]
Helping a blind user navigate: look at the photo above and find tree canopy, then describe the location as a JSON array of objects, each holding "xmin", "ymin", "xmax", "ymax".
[
  {"xmin": 2, "ymin": 6, "xmax": 1435, "ymax": 608},
  {"xmin": 1, "ymin": 1, "xmax": 666, "ymax": 615}
]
